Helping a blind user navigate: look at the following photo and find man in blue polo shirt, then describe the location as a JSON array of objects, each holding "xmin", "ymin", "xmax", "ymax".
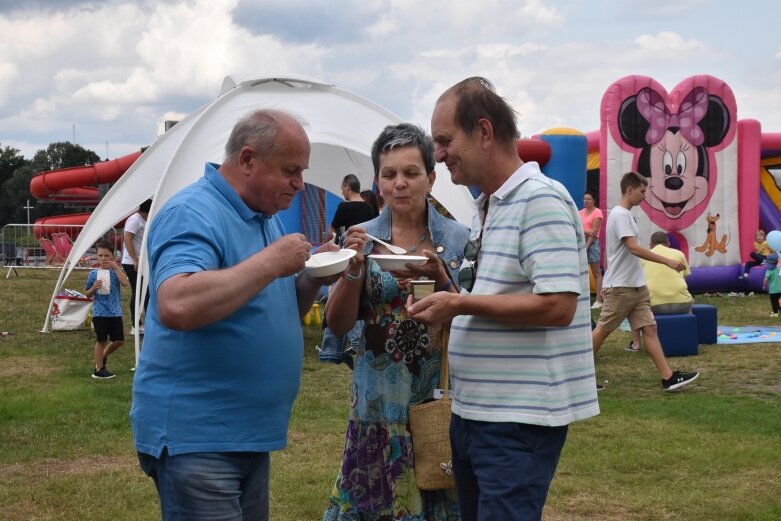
[{"xmin": 130, "ymin": 109, "xmax": 338, "ymax": 521}]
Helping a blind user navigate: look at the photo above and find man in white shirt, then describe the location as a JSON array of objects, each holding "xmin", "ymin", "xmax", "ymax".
[
  {"xmin": 121, "ymin": 199, "xmax": 151, "ymax": 334},
  {"xmin": 592, "ymin": 172, "xmax": 699, "ymax": 391}
]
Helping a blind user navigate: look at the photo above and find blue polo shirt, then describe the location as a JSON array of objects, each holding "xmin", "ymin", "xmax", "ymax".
[{"xmin": 130, "ymin": 163, "xmax": 303, "ymax": 457}]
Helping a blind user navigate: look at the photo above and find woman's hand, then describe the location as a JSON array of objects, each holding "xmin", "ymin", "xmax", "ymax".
[
  {"xmin": 391, "ymin": 249, "xmax": 447, "ymax": 285},
  {"xmin": 341, "ymin": 226, "xmax": 368, "ymax": 278}
]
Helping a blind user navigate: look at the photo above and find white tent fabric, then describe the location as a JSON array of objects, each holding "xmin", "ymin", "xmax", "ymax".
[{"xmin": 42, "ymin": 75, "xmax": 476, "ymax": 337}]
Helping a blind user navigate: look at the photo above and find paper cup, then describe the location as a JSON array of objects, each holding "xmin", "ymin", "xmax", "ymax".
[
  {"xmin": 410, "ymin": 280, "xmax": 435, "ymax": 301},
  {"xmin": 97, "ymin": 269, "xmax": 111, "ymax": 295}
]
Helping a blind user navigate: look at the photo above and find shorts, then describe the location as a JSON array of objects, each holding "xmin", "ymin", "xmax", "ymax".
[
  {"xmin": 93, "ymin": 316, "xmax": 125, "ymax": 342},
  {"xmin": 596, "ymin": 286, "xmax": 656, "ymax": 332},
  {"xmin": 587, "ymin": 239, "xmax": 601, "ymax": 264},
  {"xmin": 652, "ymin": 301, "xmax": 693, "ymax": 315}
]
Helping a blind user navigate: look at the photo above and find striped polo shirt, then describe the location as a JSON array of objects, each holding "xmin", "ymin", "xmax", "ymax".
[{"xmin": 449, "ymin": 162, "xmax": 600, "ymax": 426}]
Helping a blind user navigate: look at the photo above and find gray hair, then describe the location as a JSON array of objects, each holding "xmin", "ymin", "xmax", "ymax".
[
  {"xmin": 224, "ymin": 109, "xmax": 306, "ymax": 163},
  {"xmin": 371, "ymin": 123, "xmax": 435, "ymax": 176}
]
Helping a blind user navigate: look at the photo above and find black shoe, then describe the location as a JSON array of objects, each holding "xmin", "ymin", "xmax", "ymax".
[
  {"xmin": 92, "ymin": 367, "xmax": 115, "ymax": 380},
  {"xmin": 662, "ymin": 369, "xmax": 699, "ymax": 391},
  {"xmin": 624, "ymin": 341, "xmax": 640, "ymax": 352},
  {"xmin": 596, "ymin": 383, "xmax": 606, "ymax": 391}
]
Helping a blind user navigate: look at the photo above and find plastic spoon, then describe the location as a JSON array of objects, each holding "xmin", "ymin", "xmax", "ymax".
[{"xmin": 365, "ymin": 233, "xmax": 407, "ymax": 255}]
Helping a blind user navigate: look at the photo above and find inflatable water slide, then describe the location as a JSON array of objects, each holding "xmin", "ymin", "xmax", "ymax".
[{"xmin": 29, "ymin": 150, "xmax": 142, "ymax": 237}]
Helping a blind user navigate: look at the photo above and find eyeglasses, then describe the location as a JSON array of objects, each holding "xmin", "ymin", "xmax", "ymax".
[{"xmin": 458, "ymin": 235, "xmax": 482, "ymax": 292}]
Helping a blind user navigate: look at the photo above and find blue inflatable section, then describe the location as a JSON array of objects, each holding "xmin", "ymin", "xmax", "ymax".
[{"xmin": 539, "ymin": 133, "xmax": 587, "ymax": 208}]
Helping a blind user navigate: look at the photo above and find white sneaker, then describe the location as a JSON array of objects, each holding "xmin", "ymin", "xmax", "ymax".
[
  {"xmin": 770, "ymin": 313, "xmax": 778, "ymax": 317},
  {"xmin": 591, "ymin": 301, "xmax": 603, "ymax": 309},
  {"xmin": 130, "ymin": 327, "xmax": 136, "ymax": 335}
]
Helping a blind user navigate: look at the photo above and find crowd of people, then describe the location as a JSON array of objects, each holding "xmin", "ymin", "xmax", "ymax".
[{"xmin": 76, "ymin": 75, "xmax": 748, "ymax": 521}]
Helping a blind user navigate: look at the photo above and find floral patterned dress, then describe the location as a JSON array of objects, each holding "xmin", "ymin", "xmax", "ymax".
[{"xmin": 323, "ymin": 258, "xmax": 460, "ymax": 521}]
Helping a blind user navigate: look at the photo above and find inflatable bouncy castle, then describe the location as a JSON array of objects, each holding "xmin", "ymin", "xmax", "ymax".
[{"xmin": 598, "ymin": 74, "xmax": 780, "ymax": 293}]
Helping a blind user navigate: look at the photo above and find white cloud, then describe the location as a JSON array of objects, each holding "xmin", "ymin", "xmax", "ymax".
[
  {"xmin": 0, "ymin": 0, "xmax": 778, "ymax": 164},
  {"xmin": 156, "ymin": 111, "xmax": 189, "ymax": 136},
  {"xmin": 633, "ymin": 31, "xmax": 706, "ymax": 55},
  {"xmin": 365, "ymin": 13, "xmax": 397, "ymax": 39}
]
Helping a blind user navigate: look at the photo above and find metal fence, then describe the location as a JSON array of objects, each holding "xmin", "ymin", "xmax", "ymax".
[{"xmin": 1, "ymin": 223, "xmax": 122, "ymax": 276}]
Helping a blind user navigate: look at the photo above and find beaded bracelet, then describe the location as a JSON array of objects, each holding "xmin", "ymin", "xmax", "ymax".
[{"xmin": 344, "ymin": 268, "xmax": 363, "ymax": 282}]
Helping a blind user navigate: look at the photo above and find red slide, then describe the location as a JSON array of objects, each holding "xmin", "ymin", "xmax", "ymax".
[
  {"xmin": 29, "ymin": 150, "xmax": 142, "ymax": 236},
  {"xmin": 30, "ymin": 149, "xmax": 142, "ymax": 201}
]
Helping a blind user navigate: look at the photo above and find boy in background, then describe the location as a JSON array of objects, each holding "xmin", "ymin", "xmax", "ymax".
[
  {"xmin": 85, "ymin": 241, "xmax": 129, "ymax": 379},
  {"xmin": 592, "ymin": 172, "xmax": 699, "ymax": 391},
  {"xmin": 762, "ymin": 253, "xmax": 781, "ymax": 317}
]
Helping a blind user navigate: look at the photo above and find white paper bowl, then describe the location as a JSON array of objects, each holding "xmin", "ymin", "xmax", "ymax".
[
  {"xmin": 368, "ymin": 254, "xmax": 428, "ymax": 271},
  {"xmin": 304, "ymin": 249, "xmax": 357, "ymax": 277}
]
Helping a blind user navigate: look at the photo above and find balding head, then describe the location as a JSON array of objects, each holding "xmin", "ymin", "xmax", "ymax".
[
  {"xmin": 224, "ymin": 109, "xmax": 308, "ymax": 164},
  {"xmin": 437, "ymin": 76, "xmax": 519, "ymax": 151}
]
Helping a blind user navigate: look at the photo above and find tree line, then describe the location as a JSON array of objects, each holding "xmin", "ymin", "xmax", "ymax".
[{"xmin": 0, "ymin": 142, "xmax": 101, "ymax": 228}]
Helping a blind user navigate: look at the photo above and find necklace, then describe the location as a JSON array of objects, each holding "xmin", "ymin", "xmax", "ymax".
[{"xmin": 407, "ymin": 230, "xmax": 429, "ymax": 254}]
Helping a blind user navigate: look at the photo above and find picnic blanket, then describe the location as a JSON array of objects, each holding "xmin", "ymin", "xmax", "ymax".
[{"xmin": 717, "ymin": 326, "xmax": 781, "ymax": 344}]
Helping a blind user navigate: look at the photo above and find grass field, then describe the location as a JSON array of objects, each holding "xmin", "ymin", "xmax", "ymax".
[{"xmin": 1, "ymin": 269, "xmax": 780, "ymax": 520}]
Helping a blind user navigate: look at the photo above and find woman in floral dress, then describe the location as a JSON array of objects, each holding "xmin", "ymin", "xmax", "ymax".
[{"xmin": 323, "ymin": 123, "xmax": 469, "ymax": 521}]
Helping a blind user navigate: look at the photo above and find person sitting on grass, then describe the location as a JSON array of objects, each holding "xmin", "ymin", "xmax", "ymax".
[{"xmin": 84, "ymin": 241, "xmax": 129, "ymax": 380}]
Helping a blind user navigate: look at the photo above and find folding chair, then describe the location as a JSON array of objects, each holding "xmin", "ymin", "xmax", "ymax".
[
  {"xmin": 39, "ymin": 237, "xmax": 62, "ymax": 265},
  {"xmin": 52, "ymin": 232, "xmax": 93, "ymax": 267}
]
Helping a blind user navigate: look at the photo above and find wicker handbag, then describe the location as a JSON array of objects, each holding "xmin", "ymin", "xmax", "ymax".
[{"xmin": 408, "ymin": 327, "xmax": 455, "ymax": 490}]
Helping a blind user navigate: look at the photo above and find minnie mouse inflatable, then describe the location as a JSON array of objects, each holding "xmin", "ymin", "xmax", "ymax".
[{"xmin": 618, "ymin": 86, "xmax": 730, "ymax": 220}]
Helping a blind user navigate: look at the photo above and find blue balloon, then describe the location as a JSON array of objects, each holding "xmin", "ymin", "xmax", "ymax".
[{"xmin": 767, "ymin": 230, "xmax": 781, "ymax": 252}]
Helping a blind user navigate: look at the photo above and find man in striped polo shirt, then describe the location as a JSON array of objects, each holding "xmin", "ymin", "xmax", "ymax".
[{"xmin": 408, "ymin": 77, "xmax": 599, "ymax": 521}]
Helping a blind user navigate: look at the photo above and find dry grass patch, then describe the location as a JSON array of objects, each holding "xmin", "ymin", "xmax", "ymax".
[
  {"xmin": 0, "ymin": 454, "xmax": 138, "ymax": 484},
  {"xmin": 0, "ymin": 355, "xmax": 60, "ymax": 378}
]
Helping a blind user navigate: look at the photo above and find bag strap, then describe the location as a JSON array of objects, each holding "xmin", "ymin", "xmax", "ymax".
[{"xmin": 439, "ymin": 324, "xmax": 449, "ymax": 395}]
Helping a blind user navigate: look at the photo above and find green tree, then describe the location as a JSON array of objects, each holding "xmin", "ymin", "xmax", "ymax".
[
  {"xmin": 0, "ymin": 142, "xmax": 100, "ymax": 228},
  {"xmin": 0, "ymin": 144, "xmax": 29, "ymax": 190},
  {"xmin": 31, "ymin": 141, "xmax": 101, "ymax": 172}
]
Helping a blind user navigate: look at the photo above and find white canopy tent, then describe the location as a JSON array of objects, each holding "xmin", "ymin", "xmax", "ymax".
[{"xmin": 41, "ymin": 75, "xmax": 476, "ymax": 354}]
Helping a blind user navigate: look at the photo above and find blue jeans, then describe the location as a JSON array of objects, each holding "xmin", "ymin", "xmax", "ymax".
[
  {"xmin": 449, "ymin": 414, "xmax": 568, "ymax": 521},
  {"xmin": 137, "ymin": 450, "xmax": 270, "ymax": 521},
  {"xmin": 319, "ymin": 320, "xmax": 363, "ymax": 364}
]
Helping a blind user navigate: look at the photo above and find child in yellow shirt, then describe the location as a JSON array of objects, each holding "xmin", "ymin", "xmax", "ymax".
[{"xmin": 741, "ymin": 229, "xmax": 771, "ymax": 279}]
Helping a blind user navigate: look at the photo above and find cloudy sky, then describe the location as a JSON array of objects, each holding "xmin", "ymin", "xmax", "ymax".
[{"xmin": 1, "ymin": 0, "xmax": 779, "ymax": 160}]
